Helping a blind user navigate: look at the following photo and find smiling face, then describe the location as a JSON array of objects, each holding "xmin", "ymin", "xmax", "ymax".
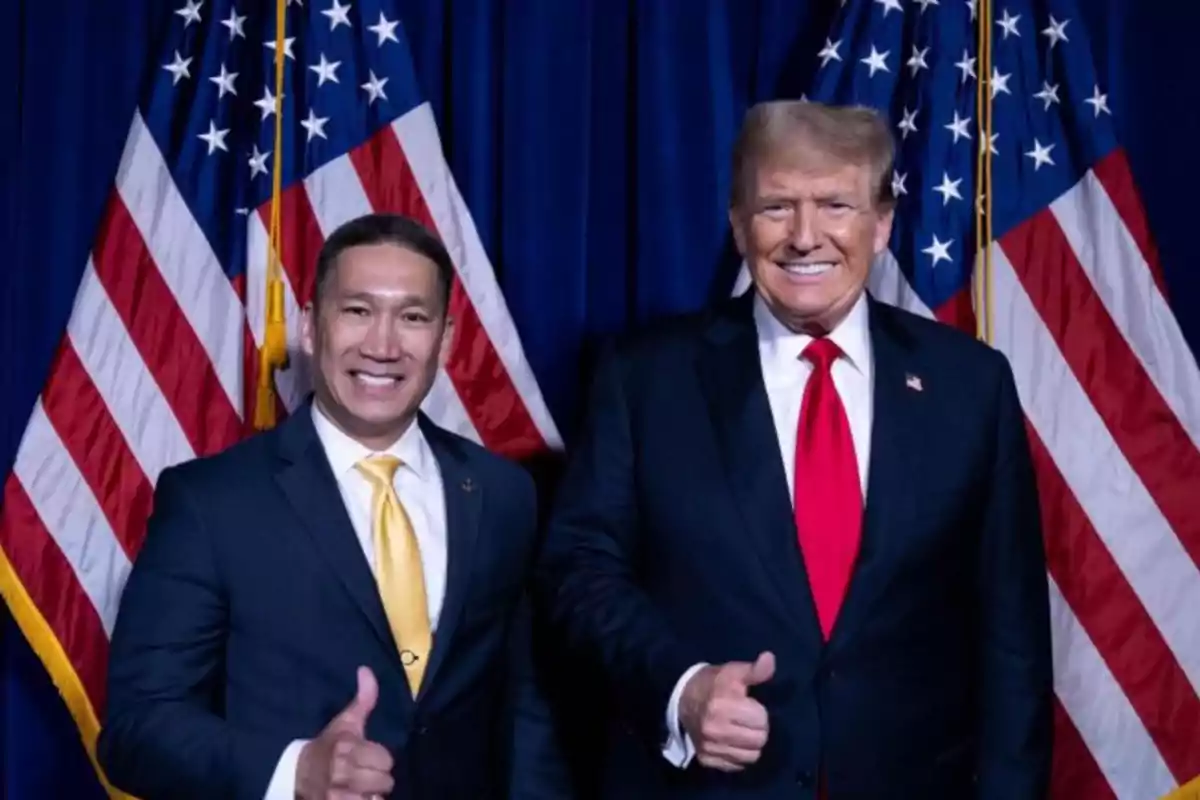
[
  {"xmin": 731, "ymin": 143, "xmax": 894, "ymax": 333},
  {"xmin": 301, "ymin": 241, "xmax": 453, "ymax": 450}
]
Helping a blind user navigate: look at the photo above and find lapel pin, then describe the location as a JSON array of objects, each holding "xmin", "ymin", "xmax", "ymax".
[
  {"xmin": 905, "ymin": 373, "xmax": 923, "ymax": 392},
  {"xmin": 461, "ymin": 477, "xmax": 475, "ymax": 493}
]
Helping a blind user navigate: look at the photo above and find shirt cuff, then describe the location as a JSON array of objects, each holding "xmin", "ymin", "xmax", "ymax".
[
  {"xmin": 662, "ymin": 662, "xmax": 708, "ymax": 768},
  {"xmin": 263, "ymin": 739, "xmax": 308, "ymax": 800}
]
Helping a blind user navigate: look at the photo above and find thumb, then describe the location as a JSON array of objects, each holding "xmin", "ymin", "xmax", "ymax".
[
  {"xmin": 744, "ymin": 651, "xmax": 775, "ymax": 687},
  {"xmin": 335, "ymin": 666, "xmax": 378, "ymax": 734}
]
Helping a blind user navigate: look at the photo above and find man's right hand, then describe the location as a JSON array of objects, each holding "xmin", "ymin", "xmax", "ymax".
[
  {"xmin": 296, "ymin": 666, "xmax": 395, "ymax": 799},
  {"xmin": 677, "ymin": 651, "xmax": 775, "ymax": 772}
]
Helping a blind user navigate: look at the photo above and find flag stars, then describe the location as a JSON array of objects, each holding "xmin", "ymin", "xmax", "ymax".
[
  {"xmin": 175, "ymin": 0, "xmax": 202, "ymax": 27},
  {"xmin": 861, "ymin": 46, "xmax": 890, "ymax": 77},
  {"xmin": 163, "ymin": 50, "xmax": 192, "ymax": 84},
  {"xmin": 945, "ymin": 111, "xmax": 971, "ymax": 143},
  {"xmin": 933, "ymin": 172, "xmax": 963, "ymax": 205},
  {"xmin": 322, "ymin": 0, "xmax": 352, "ymax": 30},
  {"xmin": 892, "ymin": 170, "xmax": 908, "ymax": 198},
  {"xmin": 922, "ymin": 235, "xmax": 953, "ymax": 266},
  {"xmin": 209, "ymin": 63, "xmax": 238, "ymax": 98},
  {"xmin": 955, "ymin": 49, "xmax": 976, "ymax": 83},
  {"xmin": 1042, "ymin": 16, "xmax": 1070, "ymax": 48},
  {"xmin": 255, "ymin": 86, "xmax": 282, "ymax": 121},
  {"xmin": 981, "ymin": 132, "xmax": 999, "ymax": 156},
  {"xmin": 907, "ymin": 45, "xmax": 930, "ymax": 76},
  {"xmin": 818, "ymin": 38, "xmax": 842, "ymax": 67},
  {"xmin": 368, "ymin": 11, "xmax": 400, "ymax": 46},
  {"xmin": 198, "ymin": 120, "xmax": 229, "ymax": 155},
  {"xmin": 361, "ymin": 70, "xmax": 389, "ymax": 104},
  {"xmin": 966, "ymin": 0, "xmax": 977, "ymax": 21},
  {"xmin": 1086, "ymin": 84, "xmax": 1111, "ymax": 116},
  {"xmin": 1034, "ymin": 81, "xmax": 1060, "ymax": 110},
  {"xmin": 248, "ymin": 145, "xmax": 270, "ymax": 178},
  {"xmin": 997, "ymin": 9, "xmax": 1020, "ymax": 38},
  {"xmin": 914, "ymin": 0, "xmax": 939, "ymax": 11},
  {"xmin": 221, "ymin": 8, "xmax": 246, "ymax": 39},
  {"xmin": 897, "ymin": 107, "xmax": 918, "ymax": 140},
  {"xmin": 265, "ymin": 37, "xmax": 296, "ymax": 61},
  {"xmin": 1025, "ymin": 138, "xmax": 1055, "ymax": 170},
  {"xmin": 310, "ymin": 53, "xmax": 341, "ymax": 86},
  {"xmin": 301, "ymin": 108, "xmax": 330, "ymax": 141},
  {"xmin": 875, "ymin": 0, "xmax": 903, "ymax": 16},
  {"xmin": 990, "ymin": 68, "xmax": 1012, "ymax": 98}
]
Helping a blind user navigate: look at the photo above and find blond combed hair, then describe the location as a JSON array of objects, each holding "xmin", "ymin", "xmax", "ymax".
[{"xmin": 729, "ymin": 100, "xmax": 896, "ymax": 210}]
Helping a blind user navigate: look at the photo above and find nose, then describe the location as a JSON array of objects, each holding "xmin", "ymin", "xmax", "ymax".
[
  {"xmin": 360, "ymin": 317, "xmax": 403, "ymax": 361},
  {"xmin": 789, "ymin": 205, "xmax": 819, "ymax": 252}
]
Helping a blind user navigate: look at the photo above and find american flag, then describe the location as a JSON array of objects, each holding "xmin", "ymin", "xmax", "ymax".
[
  {"xmin": 735, "ymin": 0, "xmax": 1200, "ymax": 797},
  {"xmin": 0, "ymin": 1, "xmax": 560, "ymax": 796}
]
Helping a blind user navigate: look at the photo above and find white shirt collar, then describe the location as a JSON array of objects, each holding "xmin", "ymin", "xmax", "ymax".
[
  {"xmin": 752, "ymin": 289, "xmax": 873, "ymax": 378},
  {"xmin": 311, "ymin": 402, "xmax": 434, "ymax": 481}
]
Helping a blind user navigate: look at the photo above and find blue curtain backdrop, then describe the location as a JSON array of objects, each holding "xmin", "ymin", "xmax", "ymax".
[{"xmin": 2, "ymin": 0, "xmax": 1197, "ymax": 795}]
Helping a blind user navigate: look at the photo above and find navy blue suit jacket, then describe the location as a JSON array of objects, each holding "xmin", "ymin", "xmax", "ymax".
[
  {"xmin": 97, "ymin": 403, "xmax": 568, "ymax": 800},
  {"xmin": 538, "ymin": 292, "xmax": 1053, "ymax": 799}
]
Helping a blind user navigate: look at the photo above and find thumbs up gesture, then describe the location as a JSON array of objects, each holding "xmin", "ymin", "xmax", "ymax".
[
  {"xmin": 296, "ymin": 667, "xmax": 395, "ymax": 799},
  {"xmin": 678, "ymin": 652, "xmax": 776, "ymax": 772}
]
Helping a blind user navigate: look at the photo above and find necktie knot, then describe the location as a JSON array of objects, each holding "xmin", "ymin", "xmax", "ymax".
[
  {"xmin": 355, "ymin": 454, "xmax": 402, "ymax": 489},
  {"xmin": 802, "ymin": 337, "xmax": 842, "ymax": 372}
]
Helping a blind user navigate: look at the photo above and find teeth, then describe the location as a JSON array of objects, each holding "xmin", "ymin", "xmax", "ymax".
[
  {"xmin": 355, "ymin": 374, "xmax": 397, "ymax": 387},
  {"xmin": 783, "ymin": 262, "xmax": 834, "ymax": 276}
]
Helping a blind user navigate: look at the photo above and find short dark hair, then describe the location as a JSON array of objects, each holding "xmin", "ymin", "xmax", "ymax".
[{"xmin": 312, "ymin": 213, "xmax": 454, "ymax": 313}]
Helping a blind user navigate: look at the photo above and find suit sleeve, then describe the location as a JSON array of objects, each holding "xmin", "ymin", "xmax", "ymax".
[
  {"xmin": 97, "ymin": 467, "xmax": 293, "ymax": 800},
  {"xmin": 536, "ymin": 345, "xmax": 702, "ymax": 751},
  {"xmin": 975, "ymin": 354, "xmax": 1054, "ymax": 799},
  {"xmin": 507, "ymin": 470, "xmax": 574, "ymax": 799}
]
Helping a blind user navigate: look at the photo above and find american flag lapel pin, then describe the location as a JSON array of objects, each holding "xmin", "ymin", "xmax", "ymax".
[
  {"xmin": 461, "ymin": 477, "xmax": 476, "ymax": 493},
  {"xmin": 905, "ymin": 373, "xmax": 923, "ymax": 392}
]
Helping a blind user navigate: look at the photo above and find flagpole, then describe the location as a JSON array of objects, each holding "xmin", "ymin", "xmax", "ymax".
[
  {"xmin": 973, "ymin": 0, "xmax": 994, "ymax": 346},
  {"xmin": 255, "ymin": 0, "xmax": 290, "ymax": 430}
]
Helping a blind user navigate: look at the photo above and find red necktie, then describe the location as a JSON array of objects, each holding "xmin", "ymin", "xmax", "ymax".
[{"xmin": 793, "ymin": 337, "xmax": 863, "ymax": 641}]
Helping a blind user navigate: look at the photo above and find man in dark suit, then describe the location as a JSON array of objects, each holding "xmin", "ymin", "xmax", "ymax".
[
  {"xmin": 538, "ymin": 101, "xmax": 1053, "ymax": 799},
  {"xmin": 97, "ymin": 213, "xmax": 568, "ymax": 799}
]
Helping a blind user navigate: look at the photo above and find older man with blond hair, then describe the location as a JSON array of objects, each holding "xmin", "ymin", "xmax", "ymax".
[{"xmin": 539, "ymin": 100, "xmax": 1053, "ymax": 799}]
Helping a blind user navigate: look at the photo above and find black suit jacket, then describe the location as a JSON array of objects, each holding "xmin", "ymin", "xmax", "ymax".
[
  {"xmin": 97, "ymin": 403, "xmax": 568, "ymax": 800},
  {"xmin": 538, "ymin": 292, "xmax": 1054, "ymax": 799}
]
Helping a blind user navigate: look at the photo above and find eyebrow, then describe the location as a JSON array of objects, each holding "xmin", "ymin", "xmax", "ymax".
[
  {"xmin": 758, "ymin": 191, "xmax": 858, "ymax": 204},
  {"xmin": 339, "ymin": 291, "xmax": 431, "ymax": 308}
]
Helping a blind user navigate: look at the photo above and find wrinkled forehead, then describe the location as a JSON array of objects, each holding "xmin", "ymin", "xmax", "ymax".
[{"xmin": 752, "ymin": 143, "xmax": 878, "ymax": 201}]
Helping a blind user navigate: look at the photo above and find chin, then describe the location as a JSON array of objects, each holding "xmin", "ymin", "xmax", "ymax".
[{"xmin": 349, "ymin": 402, "xmax": 415, "ymax": 427}]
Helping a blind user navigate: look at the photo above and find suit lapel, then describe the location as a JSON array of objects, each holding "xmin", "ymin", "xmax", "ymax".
[
  {"xmin": 272, "ymin": 406, "xmax": 399, "ymax": 664},
  {"xmin": 414, "ymin": 415, "xmax": 481, "ymax": 700},
  {"xmin": 697, "ymin": 295, "xmax": 824, "ymax": 646},
  {"xmin": 827, "ymin": 299, "xmax": 924, "ymax": 652}
]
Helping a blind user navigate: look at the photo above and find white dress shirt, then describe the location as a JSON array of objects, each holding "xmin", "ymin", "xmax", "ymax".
[
  {"xmin": 263, "ymin": 404, "xmax": 448, "ymax": 799},
  {"xmin": 661, "ymin": 290, "xmax": 875, "ymax": 768}
]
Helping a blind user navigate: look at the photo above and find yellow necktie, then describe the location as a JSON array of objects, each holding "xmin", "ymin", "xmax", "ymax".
[{"xmin": 355, "ymin": 455, "xmax": 432, "ymax": 696}]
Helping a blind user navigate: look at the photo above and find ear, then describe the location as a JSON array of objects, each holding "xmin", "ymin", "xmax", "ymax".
[
  {"xmin": 436, "ymin": 315, "xmax": 456, "ymax": 369},
  {"xmin": 728, "ymin": 206, "xmax": 748, "ymax": 256},
  {"xmin": 300, "ymin": 302, "xmax": 316, "ymax": 359},
  {"xmin": 873, "ymin": 203, "xmax": 896, "ymax": 255}
]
